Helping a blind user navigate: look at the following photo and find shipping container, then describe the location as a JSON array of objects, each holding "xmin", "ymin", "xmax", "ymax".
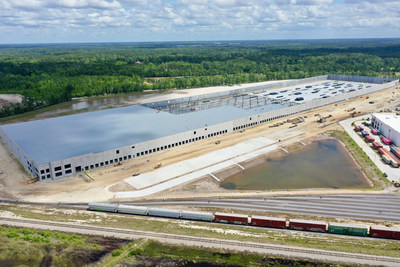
[
  {"xmin": 390, "ymin": 146, "xmax": 398, "ymax": 153},
  {"xmin": 391, "ymin": 159, "xmax": 399, "ymax": 168},
  {"xmin": 372, "ymin": 142, "xmax": 383, "ymax": 149},
  {"xmin": 394, "ymin": 150, "xmax": 400, "ymax": 160},
  {"xmin": 328, "ymin": 223, "xmax": 368, "ymax": 236},
  {"xmin": 214, "ymin": 212, "xmax": 248, "ymax": 225},
  {"xmin": 378, "ymin": 147, "xmax": 386, "ymax": 155},
  {"xmin": 382, "ymin": 155, "xmax": 391, "ymax": 164},
  {"xmin": 355, "ymin": 126, "xmax": 361, "ymax": 132},
  {"xmin": 370, "ymin": 226, "xmax": 400, "ymax": 240},
  {"xmin": 251, "ymin": 215, "xmax": 286, "ymax": 229},
  {"xmin": 381, "ymin": 137, "xmax": 393, "ymax": 145},
  {"xmin": 180, "ymin": 210, "xmax": 214, "ymax": 222},
  {"xmin": 88, "ymin": 202, "xmax": 118, "ymax": 212},
  {"xmin": 386, "ymin": 150, "xmax": 400, "ymax": 167},
  {"xmin": 371, "ymin": 128, "xmax": 379, "ymax": 135},
  {"xmin": 288, "ymin": 219, "xmax": 327, "ymax": 232},
  {"xmin": 147, "ymin": 207, "xmax": 180, "ymax": 218},
  {"xmin": 117, "ymin": 204, "xmax": 148, "ymax": 215},
  {"xmin": 361, "ymin": 131, "xmax": 368, "ymax": 137},
  {"xmin": 365, "ymin": 135, "xmax": 374, "ymax": 143}
]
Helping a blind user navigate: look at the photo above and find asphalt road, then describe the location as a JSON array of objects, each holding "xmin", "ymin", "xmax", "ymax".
[
  {"xmin": 1, "ymin": 216, "xmax": 399, "ymax": 266},
  {"xmin": 125, "ymin": 193, "xmax": 400, "ymax": 222}
]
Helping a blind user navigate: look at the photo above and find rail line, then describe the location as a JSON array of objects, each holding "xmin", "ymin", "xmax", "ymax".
[{"xmin": 1, "ymin": 216, "xmax": 400, "ymax": 266}]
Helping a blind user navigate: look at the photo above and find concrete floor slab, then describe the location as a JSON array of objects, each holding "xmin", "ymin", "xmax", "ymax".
[{"xmin": 124, "ymin": 137, "xmax": 275, "ymax": 189}]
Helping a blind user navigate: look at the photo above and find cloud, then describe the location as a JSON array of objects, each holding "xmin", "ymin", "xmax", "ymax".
[{"xmin": 0, "ymin": 0, "xmax": 399, "ymax": 43}]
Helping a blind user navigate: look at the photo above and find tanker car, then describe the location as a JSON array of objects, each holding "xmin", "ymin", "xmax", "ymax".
[{"xmin": 88, "ymin": 203, "xmax": 400, "ymax": 240}]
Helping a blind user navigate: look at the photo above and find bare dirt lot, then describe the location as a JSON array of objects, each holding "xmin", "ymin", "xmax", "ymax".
[
  {"xmin": 0, "ymin": 94, "xmax": 22, "ymax": 108},
  {"xmin": 0, "ymin": 82, "xmax": 399, "ymax": 202}
]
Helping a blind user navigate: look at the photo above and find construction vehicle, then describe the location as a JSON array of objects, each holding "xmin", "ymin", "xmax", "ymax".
[{"xmin": 316, "ymin": 114, "xmax": 332, "ymax": 123}]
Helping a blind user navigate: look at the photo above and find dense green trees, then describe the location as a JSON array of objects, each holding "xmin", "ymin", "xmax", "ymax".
[{"xmin": 0, "ymin": 39, "xmax": 399, "ymax": 117}]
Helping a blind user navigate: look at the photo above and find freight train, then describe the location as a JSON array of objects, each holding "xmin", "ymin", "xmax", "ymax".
[{"xmin": 88, "ymin": 203, "xmax": 400, "ymax": 240}]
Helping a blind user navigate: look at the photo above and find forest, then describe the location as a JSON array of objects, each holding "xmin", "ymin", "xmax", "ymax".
[{"xmin": 0, "ymin": 38, "xmax": 399, "ymax": 117}]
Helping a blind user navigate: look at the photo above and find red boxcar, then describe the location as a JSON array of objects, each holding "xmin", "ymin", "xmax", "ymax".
[
  {"xmin": 250, "ymin": 215, "xmax": 286, "ymax": 229},
  {"xmin": 214, "ymin": 212, "xmax": 248, "ymax": 225},
  {"xmin": 289, "ymin": 219, "xmax": 327, "ymax": 232},
  {"xmin": 370, "ymin": 226, "xmax": 400, "ymax": 240}
]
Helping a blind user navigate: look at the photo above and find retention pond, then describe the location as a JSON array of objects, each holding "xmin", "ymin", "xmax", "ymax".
[{"xmin": 221, "ymin": 139, "xmax": 370, "ymax": 190}]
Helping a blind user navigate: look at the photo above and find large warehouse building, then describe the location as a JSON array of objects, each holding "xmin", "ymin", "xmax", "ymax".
[
  {"xmin": 0, "ymin": 74, "xmax": 397, "ymax": 181},
  {"xmin": 371, "ymin": 113, "xmax": 400, "ymax": 146}
]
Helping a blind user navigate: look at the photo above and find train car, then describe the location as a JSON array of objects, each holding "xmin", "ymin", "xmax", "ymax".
[
  {"xmin": 328, "ymin": 223, "xmax": 368, "ymax": 236},
  {"xmin": 370, "ymin": 226, "xmax": 400, "ymax": 240},
  {"xmin": 147, "ymin": 207, "xmax": 180, "ymax": 218},
  {"xmin": 180, "ymin": 210, "xmax": 214, "ymax": 222},
  {"xmin": 88, "ymin": 202, "xmax": 118, "ymax": 212},
  {"xmin": 288, "ymin": 219, "xmax": 327, "ymax": 232},
  {"xmin": 117, "ymin": 204, "xmax": 148, "ymax": 215},
  {"xmin": 214, "ymin": 212, "xmax": 248, "ymax": 225},
  {"xmin": 251, "ymin": 215, "xmax": 286, "ymax": 229}
]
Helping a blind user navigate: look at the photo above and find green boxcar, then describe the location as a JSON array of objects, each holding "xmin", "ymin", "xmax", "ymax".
[{"xmin": 328, "ymin": 223, "xmax": 368, "ymax": 236}]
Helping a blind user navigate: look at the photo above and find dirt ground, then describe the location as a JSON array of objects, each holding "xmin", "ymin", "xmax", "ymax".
[
  {"xmin": 0, "ymin": 94, "xmax": 22, "ymax": 108},
  {"xmin": 0, "ymin": 82, "xmax": 399, "ymax": 202}
]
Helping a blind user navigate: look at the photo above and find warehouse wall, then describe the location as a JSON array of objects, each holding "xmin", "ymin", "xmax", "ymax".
[
  {"xmin": 372, "ymin": 114, "xmax": 400, "ymax": 147},
  {"xmin": 327, "ymin": 75, "xmax": 395, "ymax": 84},
  {"xmin": 143, "ymin": 75, "xmax": 329, "ymax": 109},
  {"xmin": 9, "ymin": 76, "xmax": 400, "ymax": 181},
  {"xmin": 0, "ymin": 127, "xmax": 40, "ymax": 179}
]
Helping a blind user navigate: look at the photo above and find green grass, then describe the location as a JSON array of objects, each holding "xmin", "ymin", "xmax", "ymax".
[
  {"xmin": 0, "ymin": 225, "xmax": 116, "ymax": 266},
  {"xmin": 329, "ymin": 130, "xmax": 390, "ymax": 190},
  {"xmin": 104, "ymin": 240, "xmax": 344, "ymax": 267}
]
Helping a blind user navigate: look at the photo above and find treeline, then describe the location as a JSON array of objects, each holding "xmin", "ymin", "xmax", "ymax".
[{"xmin": 0, "ymin": 39, "xmax": 399, "ymax": 117}]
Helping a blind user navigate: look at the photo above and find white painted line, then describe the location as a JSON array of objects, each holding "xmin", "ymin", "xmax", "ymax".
[
  {"xmin": 299, "ymin": 141, "xmax": 306, "ymax": 146},
  {"xmin": 209, "ymin": 173, "xmax": 220, "ymax": 182},
  {"xmin": 280, "ymin": 147, "xmax": 288, "ymax": 153},
  {"xmin": 235, "ymin": 163, "xmax": 245, "ymax": 170}
]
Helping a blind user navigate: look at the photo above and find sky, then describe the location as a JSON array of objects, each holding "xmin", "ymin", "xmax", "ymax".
[{"xmin": 0, "ymin": 0, "xmax": 399, "ymax": 44}]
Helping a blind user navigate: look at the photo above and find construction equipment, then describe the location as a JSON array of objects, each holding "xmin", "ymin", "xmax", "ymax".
[
  {"xmin": 316, "ymin": 114, "xmax": 332, "ymax": 123},
  {"xmin": 155, "ymin": 163, "xmax": 162, "ymax": 169}
]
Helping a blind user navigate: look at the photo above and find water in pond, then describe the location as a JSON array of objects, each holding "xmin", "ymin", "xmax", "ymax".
[{"xmin": 221, "ymin": 139, "xmax": 369, "ymax": 190}]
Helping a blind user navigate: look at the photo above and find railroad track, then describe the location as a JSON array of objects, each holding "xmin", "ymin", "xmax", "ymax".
[{"xmin": 1, "ymin": 216, "xmax": 400, "ymax": 266}]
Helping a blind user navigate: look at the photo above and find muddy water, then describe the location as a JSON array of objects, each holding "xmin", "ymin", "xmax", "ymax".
[{"xmin": 221, "ymin": 139, "xmax": 369, "ymax": 190}]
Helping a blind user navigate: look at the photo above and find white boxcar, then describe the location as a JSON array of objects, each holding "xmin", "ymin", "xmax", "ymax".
[
  {"xmin": 117, "ymin": 204, "xmax": 148, "ymax": 215},
  {"xmin": 88, "ymin": 202, "xmax": 118, "ymax": 212},
  {"xmin": 147, "ymin": 207, "xmax": 180, "ymax": 218},
  {"xmin": 180, "ymin": 210, "xmax": 214, "ymax": 221}
]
